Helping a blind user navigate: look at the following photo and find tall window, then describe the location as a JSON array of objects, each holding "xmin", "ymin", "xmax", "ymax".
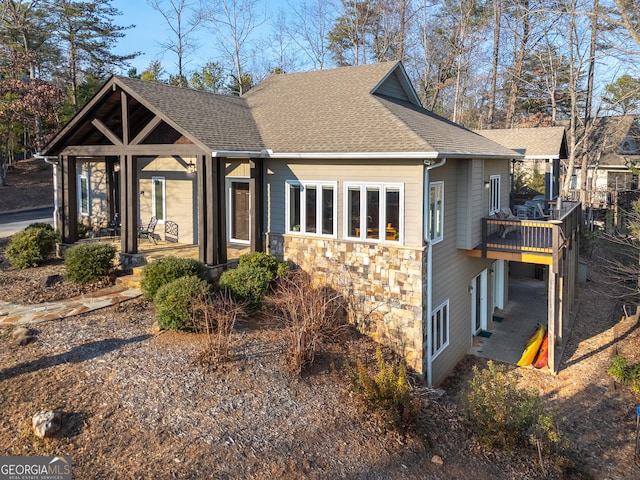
[
  {"xmin": 431, "ymin": 300, "xmax": 449, "ymax": 359},
  {"xmin": 429, "ymin": 182, "xmax": 444, "ymax": 243},
  {"xmin": 152, "ymin": 176, "xmax": 166, "ymax": 223},
  {"xmin": 345, "ymin": 183, "xmax": 403, "ymax": 242},
  {"xmin": 489, "ymin": 175, "xmax": 500, "ymax": 215},
  {"xmin": 78, "ymin": 175, "xmax": 89, "ymax": 216},
  {"xmin": 286, "ymin": 181, "xmax": 336, "ymax": 236}
]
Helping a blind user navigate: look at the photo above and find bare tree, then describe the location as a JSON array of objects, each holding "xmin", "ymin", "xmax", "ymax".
[
  {"xmin": 204, "ymin": 0, "xmax": 266, "ymax": 95},
  {"xmin": 486, "ymin": 0, "xmax": 501, "ymax": 128},
  {"xmin": 287, "ymin": 0, "xmax": 334, "ymax": 70},
  {"xmin": 147, "ymin": 0, "xmax": 204, "ymax": 88}
]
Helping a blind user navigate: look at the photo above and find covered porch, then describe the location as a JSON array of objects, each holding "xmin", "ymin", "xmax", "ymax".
[{"xmin": 41, "ymin": 75, "xmax": 265, "ymax": 269}]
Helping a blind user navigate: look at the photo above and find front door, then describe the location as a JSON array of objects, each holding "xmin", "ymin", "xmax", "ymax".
[
  {"xmin": 471, "ymin": 270, "xmax": 488, "ymax": 335},
  {"xmin": 230, "ymin": 180, "xmax": 250, "ymax": 243}
]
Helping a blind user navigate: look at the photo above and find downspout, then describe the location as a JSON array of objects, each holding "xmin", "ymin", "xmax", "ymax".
[
  {"xmin": 35, "ymin": 154, "xmax": 59, "ymax": 232},
  {"xmin": 424, "ymin": 157, "xmax": 447, "ymax": 386}
]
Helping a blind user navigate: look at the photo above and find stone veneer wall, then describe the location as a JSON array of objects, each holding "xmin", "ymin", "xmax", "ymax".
[{"xmin": 267, "ymin": 233, "xmax": 426, "ymax": 373}]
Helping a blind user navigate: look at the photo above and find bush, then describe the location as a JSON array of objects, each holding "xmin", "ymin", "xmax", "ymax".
[
  {"xmin": 607, "ymin": 355, "xmax": 640, "ymax": 392},
  {"xmin": 348, "ymin": 348, "xmax": 420, "ymax": 429},
  {"xmin": 218, "ymin": 252, "xmax": 288, "ymax": 310},
  {"xmin": 463, "ymin": 361, "xmax": 567, "ymax": 465},
  {"xmin": 155, "ymin": 275, "xmax": 211, "ymax": 331},
  {"xmin": 140, "ymin": 256, "xmax": 207, "ymax": 302},
  {"xmin": 64, "ymin": 242, "xmax": 117, "ymax": 284},
  {"xmin": 264, "ymin": 270, "xmax": 347, "ymax": 373},
  {"xmin": 192, "ymin": 291, "xmax": 247, "ymax": 365},
  {"xmin": 6, "ymin": 224, "xmax": 58, "ymax": 269}
]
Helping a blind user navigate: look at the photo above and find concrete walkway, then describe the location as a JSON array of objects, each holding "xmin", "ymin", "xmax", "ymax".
[{"xmin": 0, "ymin": 284, "xmax": 142, "ymax": 326}]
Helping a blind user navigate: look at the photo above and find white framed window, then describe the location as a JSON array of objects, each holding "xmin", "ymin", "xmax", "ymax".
[
  {"xmin": 431, "ymin": 300, "xmax": 449, "ymax": 359},
  {"xmin": 429, "ymin": 181, "xmax": 444, "ymax": 243},
  {"xmin": 345, "ymin": 183, "xmax": 403, "ymax": 243},
  {"xmin": 152, "ymin": 176, "xmax": 166, "ymax": 224},
  {"xmin": 286, "ymin": 180, "xmax": 337, "ymax": 237},
  {"xmin": 78, "ymin": 174, "xmax": 89, "ymax": 216},
  {"xmin": 489, "ymin": 175, "xmax": 500, "ymax": 215}
]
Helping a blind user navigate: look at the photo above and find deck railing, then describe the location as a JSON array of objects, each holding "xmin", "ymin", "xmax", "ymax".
[{"xmin": 480, "ymin": 200, "xmax": 582, "ymax": 259}]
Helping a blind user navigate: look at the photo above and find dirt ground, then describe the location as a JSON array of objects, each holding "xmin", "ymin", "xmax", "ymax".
[
  {"xmin": 0, "ymin": 158, "xmax": 54, "ymax": 212},
  {"xmin": 1, "ymin": 161, "xmax": 640, "ymax": 479}
]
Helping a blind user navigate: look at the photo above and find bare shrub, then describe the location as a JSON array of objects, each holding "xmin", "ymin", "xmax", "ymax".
[
  {"xmin": 265, "ymin": 270, "xmax": 348, "ymax": 374},
  {"xmin": 192, "ymin": 291, "xmax": 247, "ymax": 366}
]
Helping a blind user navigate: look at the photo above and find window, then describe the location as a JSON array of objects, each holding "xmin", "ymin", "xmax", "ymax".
[
  {"xmin": 152, "ymin": 176, "xmax": 166, "ymax": 223},
  {"xmin": 286, "ymin": 181, "xmax": 336, "ymax": 236},
  {"xmin": 429, "ymin": 182, "xmax": 444, "ymax": 243},
  {"xmin": 431, "ymin": 300, "xmax": 449, "ymax": 359},
  {"xmin": 489, "ymin": 175, "xmax": 500, "ymax": 215},
  {"xmin": 345, "ymin": 183, "xmax": 402, "ymax": 242},
  {"xmin": 78, "ymin": 175, "xmax": 89, "ymax": 216}
]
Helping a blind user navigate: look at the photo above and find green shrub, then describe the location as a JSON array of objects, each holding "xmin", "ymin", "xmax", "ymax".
[
  {"xmin": 64, "ymin": 242, "xmax": 116, "ymax": 284},
  {"xmin": 155, "ymin": 275, "xmax": 211, "ymax": 331},
  {"xmin": 6, "ymin": 225, "xmax": 58, "ymax": 268},
  {"xmin": 218, "ymin": 252, "xmax": 288, "ymax": 310},
  {"xmin": 140, "ymin": 256, "xmax": 207, "ymax": 302},
  {"xmin": 607, "ymin": 356, "xmax": 640, "ymax": 392},
  {"xmin": 348, "ymin": 349, "xmax": 420, "ymax": 429},
  {"xmin": 463, "ymin": 361, "xmax": 567, "ymax": 459},
  {"xmin": 77, "ymin": 222, "xmax": 90, "ymax": 239}
]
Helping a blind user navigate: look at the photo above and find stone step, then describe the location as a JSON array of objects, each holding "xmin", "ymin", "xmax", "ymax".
[{"xmin": 116, "ymin": 274, "xmax": 142, "ymax": 289}]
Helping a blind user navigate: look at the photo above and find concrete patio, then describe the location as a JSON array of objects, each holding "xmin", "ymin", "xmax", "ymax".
[{"xmin": 469, "ymin": 276, "xmax": 555, "ymax": 368}]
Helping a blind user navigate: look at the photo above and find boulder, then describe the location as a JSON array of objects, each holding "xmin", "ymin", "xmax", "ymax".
[
  {"xmin": 431, "ymin": 455, "xmax": 444, "ymax": 466},
  {"xmin": 32, "ymin": 410, "xmax": 62, "ymax": 438},
  {"xmin": 41, "ymin": 274, "xmax": 63, "ymax": 287},
  {"xmin": 11, "ymin": 326, "xmax": 34, "ymax": 345}
]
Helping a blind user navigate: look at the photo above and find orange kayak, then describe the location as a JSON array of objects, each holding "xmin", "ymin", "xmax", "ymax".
[
  {"xmin": 534, "ymin": 333, "xmax": 549, "ymax": 368},
  {"xmin": 517, "ymin": 324, "xmax": 546, "ymax": 367}
]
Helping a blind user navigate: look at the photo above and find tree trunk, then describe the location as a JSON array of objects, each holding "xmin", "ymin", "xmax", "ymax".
[
  {"xmin": 505, "ymin": 0, "xmax": 530, "ymax": 128},
  {"xmin": 487, "ymin": 0, "xmax": 501, "ymax": 129}
]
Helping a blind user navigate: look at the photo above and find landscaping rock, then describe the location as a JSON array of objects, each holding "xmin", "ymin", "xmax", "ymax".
[
  {"xmin": 41, "ymin": 274, "xmax": 63, "ymax": 287},
  {"xmin": 431, "ymin": 455, "xmax": 444, "ymax": 465},
  {"xmin": 11, "ymin": 326, "xmax": 34, "ymax": 345},
  {"xmin": 32, "ymin": 410, "xmax": 61, "ymax": 438}
]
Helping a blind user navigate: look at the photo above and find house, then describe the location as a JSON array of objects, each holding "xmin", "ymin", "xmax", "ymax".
[
  {"xmin": 42, "ymin": 62, "xmax": 580, "ymax": 386},
  {"xmin": 569, "ymin": 115, "xmax": 640, "ymax": 208},
  {"xmin": 476, "ymin": 126, "xmax": 568, "ymax": 204}
]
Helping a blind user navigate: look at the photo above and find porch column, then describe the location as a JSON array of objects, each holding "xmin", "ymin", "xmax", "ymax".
[
  {"xmin": 198, "ymin": 154, "xmax": 220, "ymax": 266},
  {"xmin": 217, "ymin": 156, "xmax": 227, "ymax": 264},
  {"xmin": 249, "ymin": 158, "xmax": 264, "ymax": 253},
  {"xmin": 106, "ymin": 157, "xmax": 118, "ymax": 220},
  {"xmin": 60, "ymin": 155, "xmax": 78, "ymax": 243},
  {"xmin": 120, "ymin": 154, "xmax": 138, "ymax": 254}
]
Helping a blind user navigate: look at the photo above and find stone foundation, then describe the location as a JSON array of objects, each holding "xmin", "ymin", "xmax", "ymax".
[{"xmin": 267, "ymin": 233, "xmax": 426, "ymax": 373}]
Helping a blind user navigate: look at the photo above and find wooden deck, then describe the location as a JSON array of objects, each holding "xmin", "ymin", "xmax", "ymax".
[{"xmin": 471, "ymin": 200, "xmax": 582, "ymax": 265}]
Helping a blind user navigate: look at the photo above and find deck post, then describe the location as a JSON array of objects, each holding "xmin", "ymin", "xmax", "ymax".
[
  {"xmin": 216, "ymin": 156, "xmax": 227, "ymax": 265},
  {"xmin": 548, "ymin": 263, "xmax": 557, "ymax": 373}
]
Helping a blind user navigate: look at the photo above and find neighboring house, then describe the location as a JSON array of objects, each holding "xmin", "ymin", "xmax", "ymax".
[
  {"xmin": 568, "ymin": 115, "xmax": 640, "ymax": 207},
  {"xmin": 42, "ymin": 62, "xmax": 580, "ymax": 386},
  {"xmin": 476, "ymin": 126, "xmax": 568, "ymax": 203}
]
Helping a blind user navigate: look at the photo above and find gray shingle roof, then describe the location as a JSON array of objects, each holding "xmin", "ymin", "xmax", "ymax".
[
  {"xmin": 45, "ymin": 62, "xmax": 522, "ymax": 159},
  {"xmin": 475, "ymin": 127, "xmax": 567, "ymax": 159},
  {"xmin": 244, "ymin": 62, "xmax": 519, "ymax": 158},
  {"xmin": 116, "ymin": 76, "xmax": 265, "ymax": 152}
]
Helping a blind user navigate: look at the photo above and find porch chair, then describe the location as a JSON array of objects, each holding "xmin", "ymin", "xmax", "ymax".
[
  {"xmin": 138, "ymin": 217, "xmax": 158, "ymax": 244},
  {"xmin": 98, "ymin": 213, "xmax": 120, "ymax": 237},
  {"xmin": 497, "ymin": 207, "xmax": 519, "ymax": 238}
]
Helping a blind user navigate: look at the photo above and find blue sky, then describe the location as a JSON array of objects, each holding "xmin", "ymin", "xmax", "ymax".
[{"xmin": 110, "ymin": 0, "xmax": 287, "ymax": 76}]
